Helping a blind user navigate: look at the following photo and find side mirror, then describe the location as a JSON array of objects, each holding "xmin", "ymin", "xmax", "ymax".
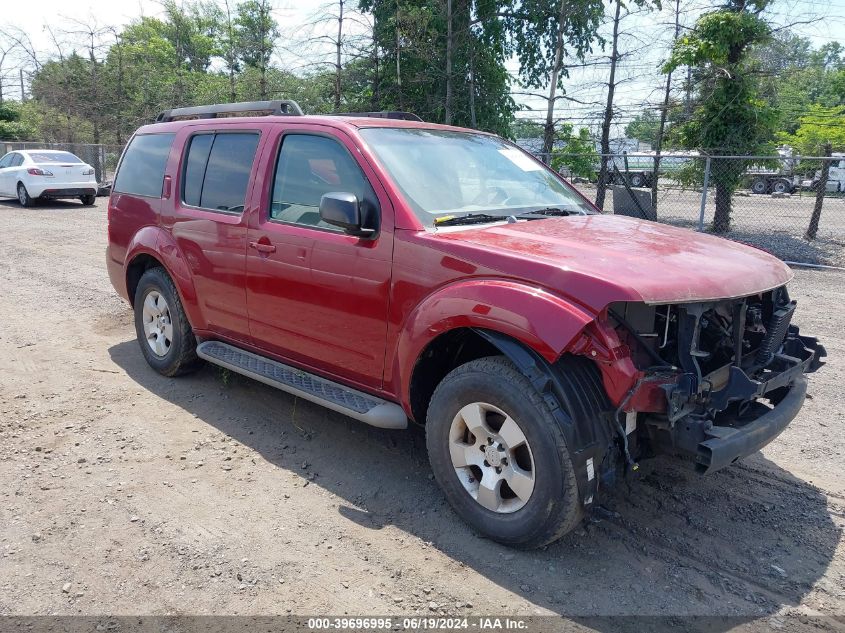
[{"xmin": 319, "ymin": 192, "xmax": 375, "ymax": 237}]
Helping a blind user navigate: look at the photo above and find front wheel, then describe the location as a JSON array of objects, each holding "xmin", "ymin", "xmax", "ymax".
[
  {"xmin": 133, "ymin": 267, "xmax": 203, "ymax": 376},
  {"xmin": 426, "ymin": 356, "xmax": 582, "ymax": 548}
]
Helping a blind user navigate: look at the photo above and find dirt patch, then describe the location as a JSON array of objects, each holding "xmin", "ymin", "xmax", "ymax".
[{"xmin": 0, "ymin": 198, "xmax": 843, "ymax": 629}]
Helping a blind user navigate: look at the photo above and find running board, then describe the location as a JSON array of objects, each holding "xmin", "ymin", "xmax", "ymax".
[{"xmin": 196, "ymin": 341, "xmax": 408, "ymax": 430}]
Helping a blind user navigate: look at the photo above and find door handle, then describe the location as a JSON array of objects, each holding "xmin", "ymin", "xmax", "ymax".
[{"xmin": 249, "ymin": 241, "xmax": 276, "ymax": 254}]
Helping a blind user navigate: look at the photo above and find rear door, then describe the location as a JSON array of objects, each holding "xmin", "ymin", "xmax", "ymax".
[
  {"xmin": 162, "ymin": 124, "xmax": 267, "ymax": 341},
  {"xmin": 244, "ymin": 124, "xmax": 394, "ymax": 390}
]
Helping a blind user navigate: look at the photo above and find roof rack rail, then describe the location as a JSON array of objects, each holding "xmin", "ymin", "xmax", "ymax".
[
  {"xmin": 156, "ymin": 100, "xmax": 304, "ymax": 122},
  {"xmin": 330, "ymin": 111, "xmax": 423, "ymax": 122}
]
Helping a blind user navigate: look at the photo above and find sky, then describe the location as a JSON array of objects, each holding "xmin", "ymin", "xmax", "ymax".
[{"xmin": 3, "ymin": 0, "xmax": 844, "ymax": 136}]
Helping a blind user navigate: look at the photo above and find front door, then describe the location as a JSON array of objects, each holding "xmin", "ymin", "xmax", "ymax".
[{"xmin": 245, "ymin": 126, "xmax": 394, "ymax": 390}]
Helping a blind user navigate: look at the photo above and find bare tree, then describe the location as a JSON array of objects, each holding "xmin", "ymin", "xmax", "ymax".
[
  {"xmin": 541, "ymin": 0, "xmax": 571, "ymax": 162},
  {"xmin": 650, "ymin": 0, "xmax": 681, "ymax": 210},
  {"xmin": 594, "ymin": 0, "xmax": 622, "ymax": 211},
  {"xmin": 65, "ymin": 20, "xmax": 110, "ymax": 146},
  {"xmin": 0, "ymin": 31, "xmax": 20, "ymax": 103}
]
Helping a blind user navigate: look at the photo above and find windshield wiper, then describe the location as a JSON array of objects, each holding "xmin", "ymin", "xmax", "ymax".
[
  {"xmin": 433, "ymin": 213, "xmax": 508, "ymax": 227},
  {"xmin": 517, "ymin": 207, "xmax": 576, "ymax": 217}
]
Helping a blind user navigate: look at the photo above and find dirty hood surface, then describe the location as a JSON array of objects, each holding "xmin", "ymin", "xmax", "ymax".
[{"xmin": 433, "ymin": 214, "xmax": 793, "ymax": 307}]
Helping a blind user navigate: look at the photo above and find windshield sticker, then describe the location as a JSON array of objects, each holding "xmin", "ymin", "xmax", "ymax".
[{"xmin": 498, "ymin": 148, "xmax": 543, "ymax": 171}]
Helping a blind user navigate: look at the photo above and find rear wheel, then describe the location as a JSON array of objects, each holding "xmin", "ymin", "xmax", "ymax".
[
  {"xmin": 133, "ymin": 267, "xmax": 203, "ymax": 376},
  {"xmin": 17, "ymin": 183, "xmax": 33, "ymax": 207},
  {"xmin": 629, "ymin": 173, "xmax": 644, "ymax": 187},
  {"xmin": 426, "ymin": 356, "xmax": 582, "ymax": 548},
  {"xmin": 80, "ymin": 194, "xmax": 96, "ymax": 205}
]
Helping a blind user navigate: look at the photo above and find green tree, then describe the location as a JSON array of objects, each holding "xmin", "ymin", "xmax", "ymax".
[
  {"xmin": 624, "ymin": 109, "xmax": 660, "ymax": 146},
  {"xmin": 506, "ymin": 0, "xmax": 605, "ymax": 159},
  {"xmin": 235, "ymin": 0, "xmax": 280, "ymax": 100},
  {"xmin": 0, "ymin": 101, "xmax": 35, "ymax": 140},
  {"xmin": 551, "ymin": 124, "xmax": 597, "ymax": 178},
  {"xmin": 358, "ymin": 0, "xmax": 514, "ymax": 135},
  {"xmin": 664, "ymin": 0, "xmax": 777, "ymax": 233},
  {"xmin": 778, "ymin": 104, "xmax": 845, "ymax": 154}
]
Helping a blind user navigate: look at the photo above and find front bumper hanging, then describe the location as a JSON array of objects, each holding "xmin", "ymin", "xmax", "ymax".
[{"xmin": 656, "ymin": 328, "xmax": 826, "ymax": 474}]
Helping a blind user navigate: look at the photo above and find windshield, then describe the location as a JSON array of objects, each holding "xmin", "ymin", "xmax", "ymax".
[{"xmin": 359, "ymin": 128, "xmax": 594, "ymax": 225}]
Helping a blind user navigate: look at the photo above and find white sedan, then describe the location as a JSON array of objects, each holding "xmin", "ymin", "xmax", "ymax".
[{"xmin": 0, "ymin": 149, "xmax": 98, "ymax": 206}]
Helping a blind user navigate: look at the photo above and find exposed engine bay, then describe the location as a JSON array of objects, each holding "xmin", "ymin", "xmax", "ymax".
[{"xmin": 608, "ymin": 286, "xmax": 826, "ymax": 474}]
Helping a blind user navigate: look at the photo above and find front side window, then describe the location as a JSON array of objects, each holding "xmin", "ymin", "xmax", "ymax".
[
  {"xmin": 270, "ymin": 134, "xmax": 374, "ymax": 231},
  {"xmin": 359, "ymin": 128, "xmax": 594, "ymax": 226},
  {"xmin": 114, "ymin": 134, "xmax": 175, "ymax": 198},
  {"xmin": 181, "ymin": 132, "xmax": 259, "ymax": 213}
]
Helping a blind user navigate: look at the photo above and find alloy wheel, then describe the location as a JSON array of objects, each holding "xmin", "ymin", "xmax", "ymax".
[
  {"xmin": 142, "ymin": 290, "xmax": 174, "ymax": 357},
  {"xmin": 448, "ymin": 402, "xmax": 535, "ymax": 513}
]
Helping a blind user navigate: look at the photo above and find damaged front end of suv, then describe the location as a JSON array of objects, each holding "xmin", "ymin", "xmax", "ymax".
[{"xmin": 608, "ymin": 286, "xmax": 826, "ymax": 475}]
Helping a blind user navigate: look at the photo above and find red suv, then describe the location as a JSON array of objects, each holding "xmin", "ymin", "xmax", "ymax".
[{"xmin": 107, "ymin": 100, "xmax": 825, "ymax": 548}]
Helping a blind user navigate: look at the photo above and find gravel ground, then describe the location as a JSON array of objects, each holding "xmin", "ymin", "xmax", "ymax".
[{"xmin": 0, "ymin": 198, "xmax": 843, "ymax": 631}]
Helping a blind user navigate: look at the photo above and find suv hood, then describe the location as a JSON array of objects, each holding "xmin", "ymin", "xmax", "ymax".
[{"xmin": 432, "ymin": 214, "xmax": 793, "ymax": 310}]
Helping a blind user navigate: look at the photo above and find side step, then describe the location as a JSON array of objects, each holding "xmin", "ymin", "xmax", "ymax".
[{"xmin": 196, "ymin": 341, "xmax": 408, "ymax": 430}]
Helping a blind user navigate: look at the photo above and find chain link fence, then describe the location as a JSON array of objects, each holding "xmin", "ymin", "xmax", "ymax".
[
  {"xmin": 3, "ymin": 141, "xmax": 843, "ymax": 266},
  {"xmin": 0, "ymin": 141, "xmax": 124, "ymax": 185},
  {"xmin": 542, "ymin": 152, "xmax": 845, "ymax": 267}
]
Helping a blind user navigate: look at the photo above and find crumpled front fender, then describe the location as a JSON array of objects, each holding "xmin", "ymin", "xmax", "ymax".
[{"xmin": 392, "ymin": 278, "xmax": 596, "ymax": 414}]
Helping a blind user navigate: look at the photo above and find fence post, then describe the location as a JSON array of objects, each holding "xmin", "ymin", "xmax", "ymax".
[
  {"xmin": 698, "ymin": 156, "xmax": 711, "ymax": 231},
  {"xmin": 806, "ymin": 143, "xmax": 832, "ymax": 240}
]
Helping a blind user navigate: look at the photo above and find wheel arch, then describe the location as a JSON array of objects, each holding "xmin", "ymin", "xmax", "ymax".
[
  {"xmin": 123, "ymin": 229, "xmax": 205, "ymax": 330},
  {"xmin": 396, "ymin": 279, "xmax": 596, "ymax": 422}
]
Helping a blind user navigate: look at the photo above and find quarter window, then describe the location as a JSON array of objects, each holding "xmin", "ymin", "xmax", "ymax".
[
  {"xmin": 114, "ymin": 134, "xmax": 175, "ymax": 198},
  {"xmin": 181, "ymin": 132, "xmax": 259, "ymax": 213},
  {"xmin": 271, "ymin": 134, "xmax": 374, "ymax": 230}
]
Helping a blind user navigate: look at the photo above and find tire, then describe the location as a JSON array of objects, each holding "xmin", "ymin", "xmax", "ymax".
[
  {"xmin": 80, "ymin": 194, "xmax": 96, "ymax": 205},
  {"xmin": 133, "ymin": 267, "xmax": 203, "ymax": 377},
  {"xmin": 772, "ymin": 179, "xmax": 790, "ymax": 194},
  {"xmin": 17, "ymin": 183, "xmax": 34, "ymax": 207},
  {"xmin": 751, "ymin": 179, "xmax": 768, "ymax": 195},
  {"xmin": 629, "ymin": 173, "xmax": 644, "ymax": 188},
  {"xmin": 426, "ymin": 356, "xmax": 582, "ymax": 548}
]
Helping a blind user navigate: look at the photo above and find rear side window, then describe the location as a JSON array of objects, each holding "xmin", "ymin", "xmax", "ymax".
[
  {"xmin": 181, "ymin": 132, "xmax": 259, "ymax": 212},
  {"xmin": 10, "ymin": 154, "xmax": 23, "ymax": 167},
  {"xmin": 114, "ymin": 134, "xmax": 175, "ymax": 198}
]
